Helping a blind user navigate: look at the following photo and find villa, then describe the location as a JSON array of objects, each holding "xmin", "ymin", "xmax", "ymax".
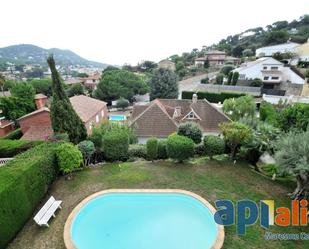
[
  {"xmin": 255, "ymin": 41, "xmax": 300, "ymax": 57},
  {"xmin": 195, "ymin": 50, "xmax": 240, "ymax": 67},
  {"xmin": 18, "ymin": 94, "xmax": 108, "ymax": 140},
  {"xmin": 130, "ymin": 94, "xmax": 230, "ymax": 143}
]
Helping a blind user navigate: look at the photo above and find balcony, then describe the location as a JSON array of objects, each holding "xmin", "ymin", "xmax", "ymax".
[{"xmin": 262, "ymin": 76, "xmax": 281, "ymax": 84}]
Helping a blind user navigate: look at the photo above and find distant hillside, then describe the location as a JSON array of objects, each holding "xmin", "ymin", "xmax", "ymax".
[{"xmin": 0, "ymin": 44, "xmax": 108, "ymax": 68}]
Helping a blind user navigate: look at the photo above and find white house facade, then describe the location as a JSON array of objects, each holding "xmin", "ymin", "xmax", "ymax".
[{"xmin": 255, "ymin": 42, "xmax": 300, "ymax": 57}]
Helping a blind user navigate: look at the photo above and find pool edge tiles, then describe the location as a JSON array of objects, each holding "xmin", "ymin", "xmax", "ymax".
[{"xmin": 63, "ymin": 189, "xmax": 224, "ymax": 249}]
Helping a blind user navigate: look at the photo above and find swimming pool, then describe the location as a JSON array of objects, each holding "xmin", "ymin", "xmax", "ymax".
[
  {"xmin": 64, "ymin": 189, "xmax": 224, "ymax": 249},
  {"xmin": 109, "ymin": 114, "xmax": 126, "ymax": 121}
]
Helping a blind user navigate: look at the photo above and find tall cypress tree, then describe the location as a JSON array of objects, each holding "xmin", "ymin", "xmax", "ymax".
[{"xmin": 47, "ymin": 55, "xmax": 87, "ymax": 143}]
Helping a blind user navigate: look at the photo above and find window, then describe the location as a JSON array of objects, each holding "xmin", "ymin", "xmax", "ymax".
[
  {"xmin": 101, "ymin": 110, "xmax": 104, "ymax": 117},
  {"xmin": 271, "ymin": 76, "xmax": 279, "ymax": 80},
  {"xmin": 239, "ymin": 74, "xmax": 246, "ymax": 79},
  {"xmin": 263, "ymin": 76, "xmax": 269, "ymax": 80},
  {"xmin": 96, "ymin": 114, "xmax": 99, "ymax": 123},
  {"xmin": 263, "ymin": 66, "xmax": 267, "ymax": 70},
  {"xmin": 271, "ymin": 66, "xmax": 278, "ymax": 70},
  {"xmin": 186, "ymin": 111, "xmax": 197, "ymax": 119}
]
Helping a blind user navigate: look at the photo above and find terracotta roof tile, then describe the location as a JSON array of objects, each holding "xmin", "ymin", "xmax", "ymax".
[
  {"xmin": 70, "ymin": 95, "xmax": 107, "ymax": 122},
  {"xmin": 21, "ymin": 126, "xmax": 53, "ymax": 141}
]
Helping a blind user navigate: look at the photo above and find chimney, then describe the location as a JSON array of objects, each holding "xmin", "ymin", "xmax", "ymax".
[
  {"xmin": 34, "ymin": 94, "xmax": 48, "ymax": 110},
  {"xmin": 192, "ymin": 93, "xmax": 198, "ymax": 103},
  {"xmin": 173, "ymin": 107, "xmax": 182, "ymax": 119}
]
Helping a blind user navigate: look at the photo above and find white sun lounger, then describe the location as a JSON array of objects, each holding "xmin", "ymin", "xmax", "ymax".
[{"xmin": 33, "ymin": 196, "xmax": 62, "ymax": 227}]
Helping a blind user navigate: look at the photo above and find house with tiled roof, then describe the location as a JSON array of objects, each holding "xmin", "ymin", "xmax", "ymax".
[
  {"xmin": 18, "ymin": 95, "xmax": 108, "ymax": 141},
  {"xmin": 130, "ymin": 94, "xmax": 231, "ymax": 143}
]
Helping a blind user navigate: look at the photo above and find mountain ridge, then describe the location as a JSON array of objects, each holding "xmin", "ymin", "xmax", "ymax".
[{"xmin": 0, "ymin": 44, "xmax": 109, "ymax": 68}]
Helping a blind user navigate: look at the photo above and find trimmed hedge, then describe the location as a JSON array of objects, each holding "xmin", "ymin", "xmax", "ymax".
[
  {"xmin": 128, "ymin": 144, "xmax": 147, "ymax": 159},
  {"xmin": 146, "ymin": 137, "xmax": 158, "ymax": 161},
  {"xmin": 182, "ymin": 91, "xmax": 245, "ymax": 103},
  {"xmin": 102, "ymin": 130, "xmax": 129, "ymax": 161},
  {"xmin": 0, "ymin": 139, "xmax": 42, "ymax": 158},
  {"xmin": 157, "ymin": 140, "xmax": 168, "ymax": 159},
  {"xmin": 203, "ymin": 135, "xmax": 225, "ymax": 158},
  {"xmin": 166, "ymin": 134, "xmax": 194, "ymax": 162},
  {"xmin": 1, "ymin": 128, "xmax": 23, "ymax": 140},
  {"xmin": 0, "ymin": 143, "xmax": 59, "ymax": 248}
]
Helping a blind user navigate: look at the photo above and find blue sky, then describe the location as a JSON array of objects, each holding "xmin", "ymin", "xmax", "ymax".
[{"xmin": 1, "ymin": 0, "xmax": 308, "ymax": 65}]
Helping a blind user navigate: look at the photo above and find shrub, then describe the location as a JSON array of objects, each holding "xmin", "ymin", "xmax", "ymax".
[
  {"xmin": 203, "ymin": 135, "xmax": 225, "ymax": 158},
  {"xmin": 78, "ymin": 140, "xmax": 95, "ymax": 166},
  {"xmin": 250, "ymin": 78, "xmax": 262, "ymax": 87},
  {"xmin": 2, "ymin": 128, "xmax": 22, "ymax": 140},
  {"xmin": 259, "ymin": 102, "xmax": 278, "ymax": 126},
  {"xmin": 146, "ymin": 137, "xmax": 158, "ymax": 161},
  {"xmin": 232, "ymin": 72, "xmax": 239, "ymax": 85},
  {"xmin": 0, "ymin": 139, "xmax": 42, "ymax": 157},
  {"xmin": 56, "ymin": 143, "xmax": 83, "ymax": 175},
  {"xmin": 194, "ymin": 143, "xmax": 205, "ymax": 156},
  {"xmin": 157, "ymin": 140, "xmax": 168, "ymax": 159},
  {"xmin": 0, "ymin": 143, "xmax": 59, "ymax": 248},
  {"xmin": 102, "ymin": 130, "xmax": 129, "ymax": 161},
  {"xmin": 201, "ymin": 77, "xmax": 209, "ymax": 84},
  {"xmin": 177, "ymin": 122, "xmax": 202, "ymax": 144},
  {"xmin": 128, "ymin": 144, "xmax": 147, "ymax": 159},
  {"xmin": 166, "ymin": 134, "xmax": 194, "ymax": 162},
  {"xmin": 215, "ymin": 73, "xmax": 224, "ymax": 84},
  {"xmin": 220, "ymin": 65, "xmax": 234, "ymax": 76},
  {"xmin": 116, "ymin": 97, "xmax": 130, "ymax": 110},
  {"xmin": 181, "ymin": 91, "xmax": 245, "ymax": 103}
]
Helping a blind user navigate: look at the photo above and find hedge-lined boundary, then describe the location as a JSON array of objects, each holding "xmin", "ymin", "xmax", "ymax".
[
  {"xmin": 0, "ymin": 143, "xmax": 59, "ymax": 248},
  {"xmin": 181, "ymin": 91, "xmax": 245, "ymax": 103},
  {"xmin": 0, "ymin": 139, "xmax": 43, "ymax": 158},
  {"xmin": 1, "ymin": 129, "xmax": 23, "ymax": 140}
]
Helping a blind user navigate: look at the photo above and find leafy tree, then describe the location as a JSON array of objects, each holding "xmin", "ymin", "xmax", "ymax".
[
  {"xmin": 277, "ymin": 103, "xmax": 309, "ymax": 132},
  {"xmin": 215, "ymin": 73, "xmax": 224, "ymax": 85},
  {"xmin": 78, "ymin": 140, "xmax": 95, "ymax": 166},
  {"xmin": 263, "ymin": 31, "xmax": 289, "ymax": 46},
  {"xmin": 231, "ymin": 71, "xmax": 239, "ymax": 85},
  {"xmin": 146, "ymin": 137, "xmax": 158, "ymax": 161},
  {"xmin": 204, "ymin": 59, "xmax": 209, "ymax": 69},
  {"xmin": 177, "ymin": 122, "xmax": 202, "ymax": 144},
  {"xmin": 103, "ymin": 66, "xmax": 120, "ymax": 72},
  {"xmin": 149, "ymin": 68, "xmax": 178, "ymax": 100},
  {"xmin": 231, "ymin": 45, "xmax": 244, "ymax": 57},
  {"xmin": 11, "ymin": 82, "xmax": 35, "ymax": 103},
  {"xmin": 94, "ymin": 69, "xmax": 148, "ymax": 103},
  {"xmin": 29, "ymin": 78, "xmax": 53, "ymax": 96},
  {"xmin": 220, "ymin": 65, "xmax": 234, "ymax": 76},
  {"xmin": 203, "ymin": 135, "xmax": 225, "ymax": 159},
  {"xmin": 0, "ymin": 74, "xmax": 5, "ymax": 94},
  {"xmin": 102, "ymin": 130, "xmax": 129, "ymax": 161},
  {"xmin": 259, "ymin": 102, "xmax": 278, "ymax": 126},
  {"xmin": 275, "ymin": 130, "xmax": 309, "ymax": 200},
  {"xmin": 56, "ymin": 143, "xmax": 83, "ymax": 178},
  {"xmin": 67, "ymin": 83, "xmax": 85, "ymax": 97},
  {"xmin": 242, "ymin": 49, "xmax": 254, "ymax": 57},
  {"xmin": 222, "ymin": 95, "xmax": 256, "ymax": 121},
  {"xmin": 219, "ymin": 122, "xmax": 252, "ymax": 160},
  {"xmin": 116, "ymin": 97, "xmax": 129, "ymax": 110},
  {"xmin": 47, "ymin": 55, "xmax": 87, "ymax": 144},
  {"xmin": 0, "ymin": 97, "xmax": 34, "ymax": 122},
  {"xmin": 166, "ymin": 134, "xmax": 194, "ymax": 162},
  {"xmin": 137, "ymin": 61, "xmax": 157, "ymax": 72}
]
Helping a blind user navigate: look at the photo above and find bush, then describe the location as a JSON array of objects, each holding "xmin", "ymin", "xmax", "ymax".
[
  {"xmin": 177, "ymin": 122, "xmax": 202, "ymax": 144},
  {"xmin": 201, "ymin": 77, "xmax": 209, "ymax": 84},
  {"xmin": 0, "ymin": 143, "xmax": 59, "ymax": 248},
  {"xmin": 128, "ymin": 144, "xmax": 147, "ymax": 159},
  {"xmin": 166, "ymin": 134, "xmax": 194, "ymax": 162},
  {"xmin": 102, "ymin": 130, "xmax": 129, "ymax": 161},
  {"xmin": 194, "ymin": 143, "xmax": 205, "ymax": 156},
  {"xmin": 250, "ymin": 78, "xmax": 263, "ymax": 87},
  {"xmin": 56, "ymin": 143, "xmax": 83, "ymax": 175},
  {"xmin": 157, "ymin": 140, "xmax": 168, "ymax": 159},
  {"xmin": 259, "ymin": 102, "xmax": 278, "ymax": 126},
  {"xmin": 232, "ymin": 72, "xmax": 239, "ymax": 85},
  {"xmin": 181, "ymin": 91, "xmax": 245, "ymax": 103},
  {"xmin": 215, "ymin": 73, "xmax": 224, "ymax": 84},
  {"xmin": 116, "ymin": 97, "xmax": 130, "ymax": 110},
  {"xmin": 0, "ymin": 139, "xmax": 42, "ymax": 157},
  {"xmin": 203, "ymin": 135, "xmax": 225, "ymax": 158},
  {"xmin": 1, "ymin": 128, "xmax": 22, "ymax": 140},
  {"xmin": 78, "ymin": 140, "xmax": 95, "ymax": 166},
  {"xmin": 146, "ymin": 137, "xmax": 158, "ymax": 161}
]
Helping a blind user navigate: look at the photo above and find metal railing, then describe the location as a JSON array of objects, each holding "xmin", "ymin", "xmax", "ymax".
[
  {"xmin": 0, "ymin": 158, "xmax": 13, "ymax": 167},
  {"xmin": 193, "ymin": 84, "xmax": 261, "ymax": 96}
]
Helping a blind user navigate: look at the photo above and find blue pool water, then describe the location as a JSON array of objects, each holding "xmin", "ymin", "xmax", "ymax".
[
  {"xmin": 109, "ymin": 115, "xmax": 126, "ymax": 121},
  {"xmin": 71, "ymin": 193, "xmax": 218, "ymax": 249}
]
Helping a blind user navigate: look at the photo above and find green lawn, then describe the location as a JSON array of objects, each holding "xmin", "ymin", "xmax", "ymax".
[{"xmin": 7, "ymin": 159, "xmax": 309, "ymax": 249}]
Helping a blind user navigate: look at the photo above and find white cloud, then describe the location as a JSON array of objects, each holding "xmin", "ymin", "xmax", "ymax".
[{"xmin": 0, "ymin": 0, "xmax": 308, "ymax": 65}]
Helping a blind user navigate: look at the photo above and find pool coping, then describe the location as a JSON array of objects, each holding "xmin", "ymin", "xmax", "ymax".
[{"xmin": 63, "ymin": 189, "xmax": 225, "ymax": 249}]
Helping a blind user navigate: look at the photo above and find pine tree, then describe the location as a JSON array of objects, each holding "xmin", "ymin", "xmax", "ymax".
[{"xmin": 47, "ymin": 55, "xmax": 87, "ymax": 143}]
